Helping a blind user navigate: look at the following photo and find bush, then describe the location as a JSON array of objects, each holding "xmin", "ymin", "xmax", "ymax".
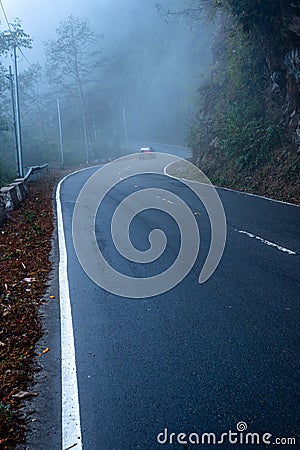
[{"xmin": 187, "ymin": 12, "xmax": 283, "ymax": 175}]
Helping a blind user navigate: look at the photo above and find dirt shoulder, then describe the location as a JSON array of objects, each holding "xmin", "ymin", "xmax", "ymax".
[
  {"xmin": 0, "ymin": 173, "xmax": 61, "ymax": 448},
  {"xmin": 166, "ymin": 152, "xmax": 299, "ymax": 205}
]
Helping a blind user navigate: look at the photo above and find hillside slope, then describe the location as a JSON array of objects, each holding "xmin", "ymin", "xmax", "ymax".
[{"xmin": 188, "ymin": 1, "xmax": 300, "ymax": 203}]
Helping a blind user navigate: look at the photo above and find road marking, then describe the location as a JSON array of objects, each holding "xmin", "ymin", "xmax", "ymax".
[
  {"xmin": 235, "ymin": 229, "xmax": 296, "ymax": 255},
  {"xmin": 163, "ymin": 162, "xmax": 299, "ymax": 208},
  {"xmin": 156, "ymin": 195, "xmax": 173, "ymax": 204},
  {"xmin": 56, "ymin": 177, "xmax": 82, "ymax": 450}
]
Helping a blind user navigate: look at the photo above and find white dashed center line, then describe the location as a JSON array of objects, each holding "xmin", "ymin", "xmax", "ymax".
[
  {"xmin": 235, "ymin": 229, "xmax": 296, "ymax": 255},
  {"xmin": 155, "ymin": 195, "xmax": 174, "ymax": 204}
]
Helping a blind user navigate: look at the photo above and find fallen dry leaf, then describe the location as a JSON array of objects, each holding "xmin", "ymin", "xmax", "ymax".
[
  {"xmin": 12, "ymin": 391, "xmax": 39, "ymax": 400},
  {"xmin": 23, "ymin": 277, "xmax": 36, "ymax": 283},
  {"xmin": 0, "ymin": 172, "xmax": 63, "ymax": 447},
  {"xmin": 38, "ymin": 347, "xmax": 50, "ymax": 356}
]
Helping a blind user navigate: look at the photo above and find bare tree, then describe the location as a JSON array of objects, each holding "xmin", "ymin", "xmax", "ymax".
[
  {"xmin": 45, "ymin": 15, "xmax": 104, "ymax": 106},
  {"xmin": 45, "ymin": 15, "xmax": 104, "ymax": 160}
]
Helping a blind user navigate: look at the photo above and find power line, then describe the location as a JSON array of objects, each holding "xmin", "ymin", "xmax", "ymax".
[
  {"xmin": 0, "ymin": 1, "xmax": 52, "ymax": 118},
  {"xmin": 18, "ymin": 47, "xmax": 33, "ymax": 68},
  {"xmin": 0, "ymin": 0, "xmax": 48, "ymax": 116},
  {"xmin": 0, "ymin": 0, "xmax": 11, "ymax": 30},
  {"xmin": 0, "ymin": 0, "xmax": 64, "ymax": 160},
  {"xmin": 0, "ymin": 0, "xmax": 24, "ymax": 176},
  {"xmin": 0, "ymin": 0, "xmax": 33, "ymax": 68},
  {"xmin": 0, "ymin": 3, "xmax": 58, "ymax": 121},
  {"xmin": 1, "ymin": 0, "xmax": 59, "ymax": 112}
]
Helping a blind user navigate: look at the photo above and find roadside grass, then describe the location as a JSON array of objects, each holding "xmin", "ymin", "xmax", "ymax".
[
  {"xmin": 165, "ymin": 160, "xmax": 211, "ymax": 184},
  {"xmin": 166, "ymin": 157, "xmax": 299, "ymax": 205}
]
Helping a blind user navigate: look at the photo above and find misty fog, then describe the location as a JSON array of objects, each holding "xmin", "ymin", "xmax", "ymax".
[{"xmin": 1, "ymin": 0, "xmax": 214, "ymax": 166}]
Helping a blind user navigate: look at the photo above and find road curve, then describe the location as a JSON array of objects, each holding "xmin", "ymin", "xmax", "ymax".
[{"xmin": 27, "ymin": 147, "xmax": 300, "ymax": 449}]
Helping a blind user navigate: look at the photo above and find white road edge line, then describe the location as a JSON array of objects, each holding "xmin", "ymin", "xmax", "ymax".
[
  {"xmin": 163, "ymin": 162, "xmax": 297, "ymax": 255},
  {"xmin": 56, "ymin": 177, "xmax": 82, "ymax": 450},
  {"xmin": 163, "ymin": 162, "xmax": 299, "ymax": 208},
  {"xmin": 235, "ymin": 229, "xmax": 296, "ymax": 255}
]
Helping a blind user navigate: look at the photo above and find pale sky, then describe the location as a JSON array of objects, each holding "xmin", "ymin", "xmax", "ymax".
[
  {"xmin": 2, "ymin": 0, "xmax": 84, "ymax": 34},
  {"xmin": 0, "ymin": 0, "xmax": 213, "ymax": 145},
  {"xmin": 1, "ymin": 0, "xmax": 91, "ymax": 65},
  {"xmin": 0, "ymin": 0, "xmax": 148, "ymax": 65}
]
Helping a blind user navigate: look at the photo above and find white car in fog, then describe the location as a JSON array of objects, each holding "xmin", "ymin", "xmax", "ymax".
[{"xmin": 139, "ymin": 146, "xmax": 156, "ymax": 159}]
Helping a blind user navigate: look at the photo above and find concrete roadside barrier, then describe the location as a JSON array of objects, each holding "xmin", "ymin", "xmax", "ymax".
[
  {"xmin": 0, "ymin": 164, "xmax": 47, "ymax": 228},
  {"xmin": 0, "ymin": 185, "xmax": 20, "ymax": 211},
  {"xmin": 0, "ymin": 180, "xmax": 29, "ymax": 227},
  {"xmin": 9, "ymin": 179, "xmax": 29, "ymax": 202}
]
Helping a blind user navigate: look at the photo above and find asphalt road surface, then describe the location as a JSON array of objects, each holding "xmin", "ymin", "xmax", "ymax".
[
  {"xmin": 125, "ymin": 141, "xmax": 191, "ymax": 159},
  {"xmin": 31, "ymin": 146, "xmax": 300, "ymax": 450}
]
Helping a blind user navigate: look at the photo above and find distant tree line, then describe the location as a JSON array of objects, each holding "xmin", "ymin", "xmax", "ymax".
[
  {"xmin": 0, "ymin": 15, "xmax": 125, "ymax": 187},
  {"xmin": 3, "ymin": 1, "xmax": 297, "ymax": 198},
  {"xmin": 0, "ymin": 9, "xmax": 212, "ymax": 186}
]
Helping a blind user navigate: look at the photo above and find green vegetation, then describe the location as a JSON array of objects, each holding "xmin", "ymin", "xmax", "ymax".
[
  {"xmin": 0, "ymin": 115, "xmax": 15, "ymax": 187},
  {"xmin": 0, "ymin": 16, "xmax": 121, "ymax": 178},
  {"xmin": 186, "ymin": 1, "xmax": 300, "ymax": 201},
  {"xmin": 0, "ymin": 158, "xmax": 14, "ymax": 187},
  {"xmin": 189, "ymin": 19, "xmax": 280, "ymax": 167},
  {"xmin": 0, "ymin": 20, "xmax": 32, "ymax": 186},
  {"xmin": 0, "ymin": 2, "xmax": 299, "ymax": 201}
]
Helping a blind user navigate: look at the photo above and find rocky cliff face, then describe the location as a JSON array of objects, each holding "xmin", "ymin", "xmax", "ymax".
[
  {"xmin": 227, "ymin": 0, "xmax": 300, "ymax": 144},
  {"xmin": 257, "ymin": 1, "xmax": 300, "ymax": 144},
  {"xmin": 283, "ymin": 3, "xmax": 300, "ymax": 142},
  {"xmin": 187, "ymin": 1, "xmax": 300, "ymax": 203}
]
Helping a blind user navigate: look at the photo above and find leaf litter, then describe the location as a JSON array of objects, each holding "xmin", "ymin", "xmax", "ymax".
[{"xmin": 0, "ymin": 173, "xmax": 60, "ymax": 448}]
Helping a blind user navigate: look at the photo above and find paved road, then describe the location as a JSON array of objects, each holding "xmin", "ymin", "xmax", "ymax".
[
  {"xmin": 125, "ymin": 141, "xmax": 191, "ymax": 159},
  {"xmin": 55, "ymin": 149, "xmax": 299, "ymax": 450}
]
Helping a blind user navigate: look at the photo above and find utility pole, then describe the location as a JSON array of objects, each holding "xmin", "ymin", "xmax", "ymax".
[
  {"xmin": 57, "ymin": 98, "xmax": 64, "ymax": 165},
  {"xmin": 82, "ymin": 113, "xmax": 89, "ymax": 163},
  {"xmin": 13, "ymin": 45, "xmax": 23, "ymax": 178},
  {"xmin": 123, "ymin": 107, "xmax": 129, "ymax": 153},
  {"xmin": 93, "ymin": 115, "xmax": 97, "ymax": 143},
  {"xmin": 8, "ymin": 65, "xmax": 19, "ymax": 173}
]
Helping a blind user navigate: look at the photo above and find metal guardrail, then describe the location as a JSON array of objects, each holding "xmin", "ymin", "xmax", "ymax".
[{"xmin": 24, "ymin": 164, "xmax": 48, "ymax": 182}]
